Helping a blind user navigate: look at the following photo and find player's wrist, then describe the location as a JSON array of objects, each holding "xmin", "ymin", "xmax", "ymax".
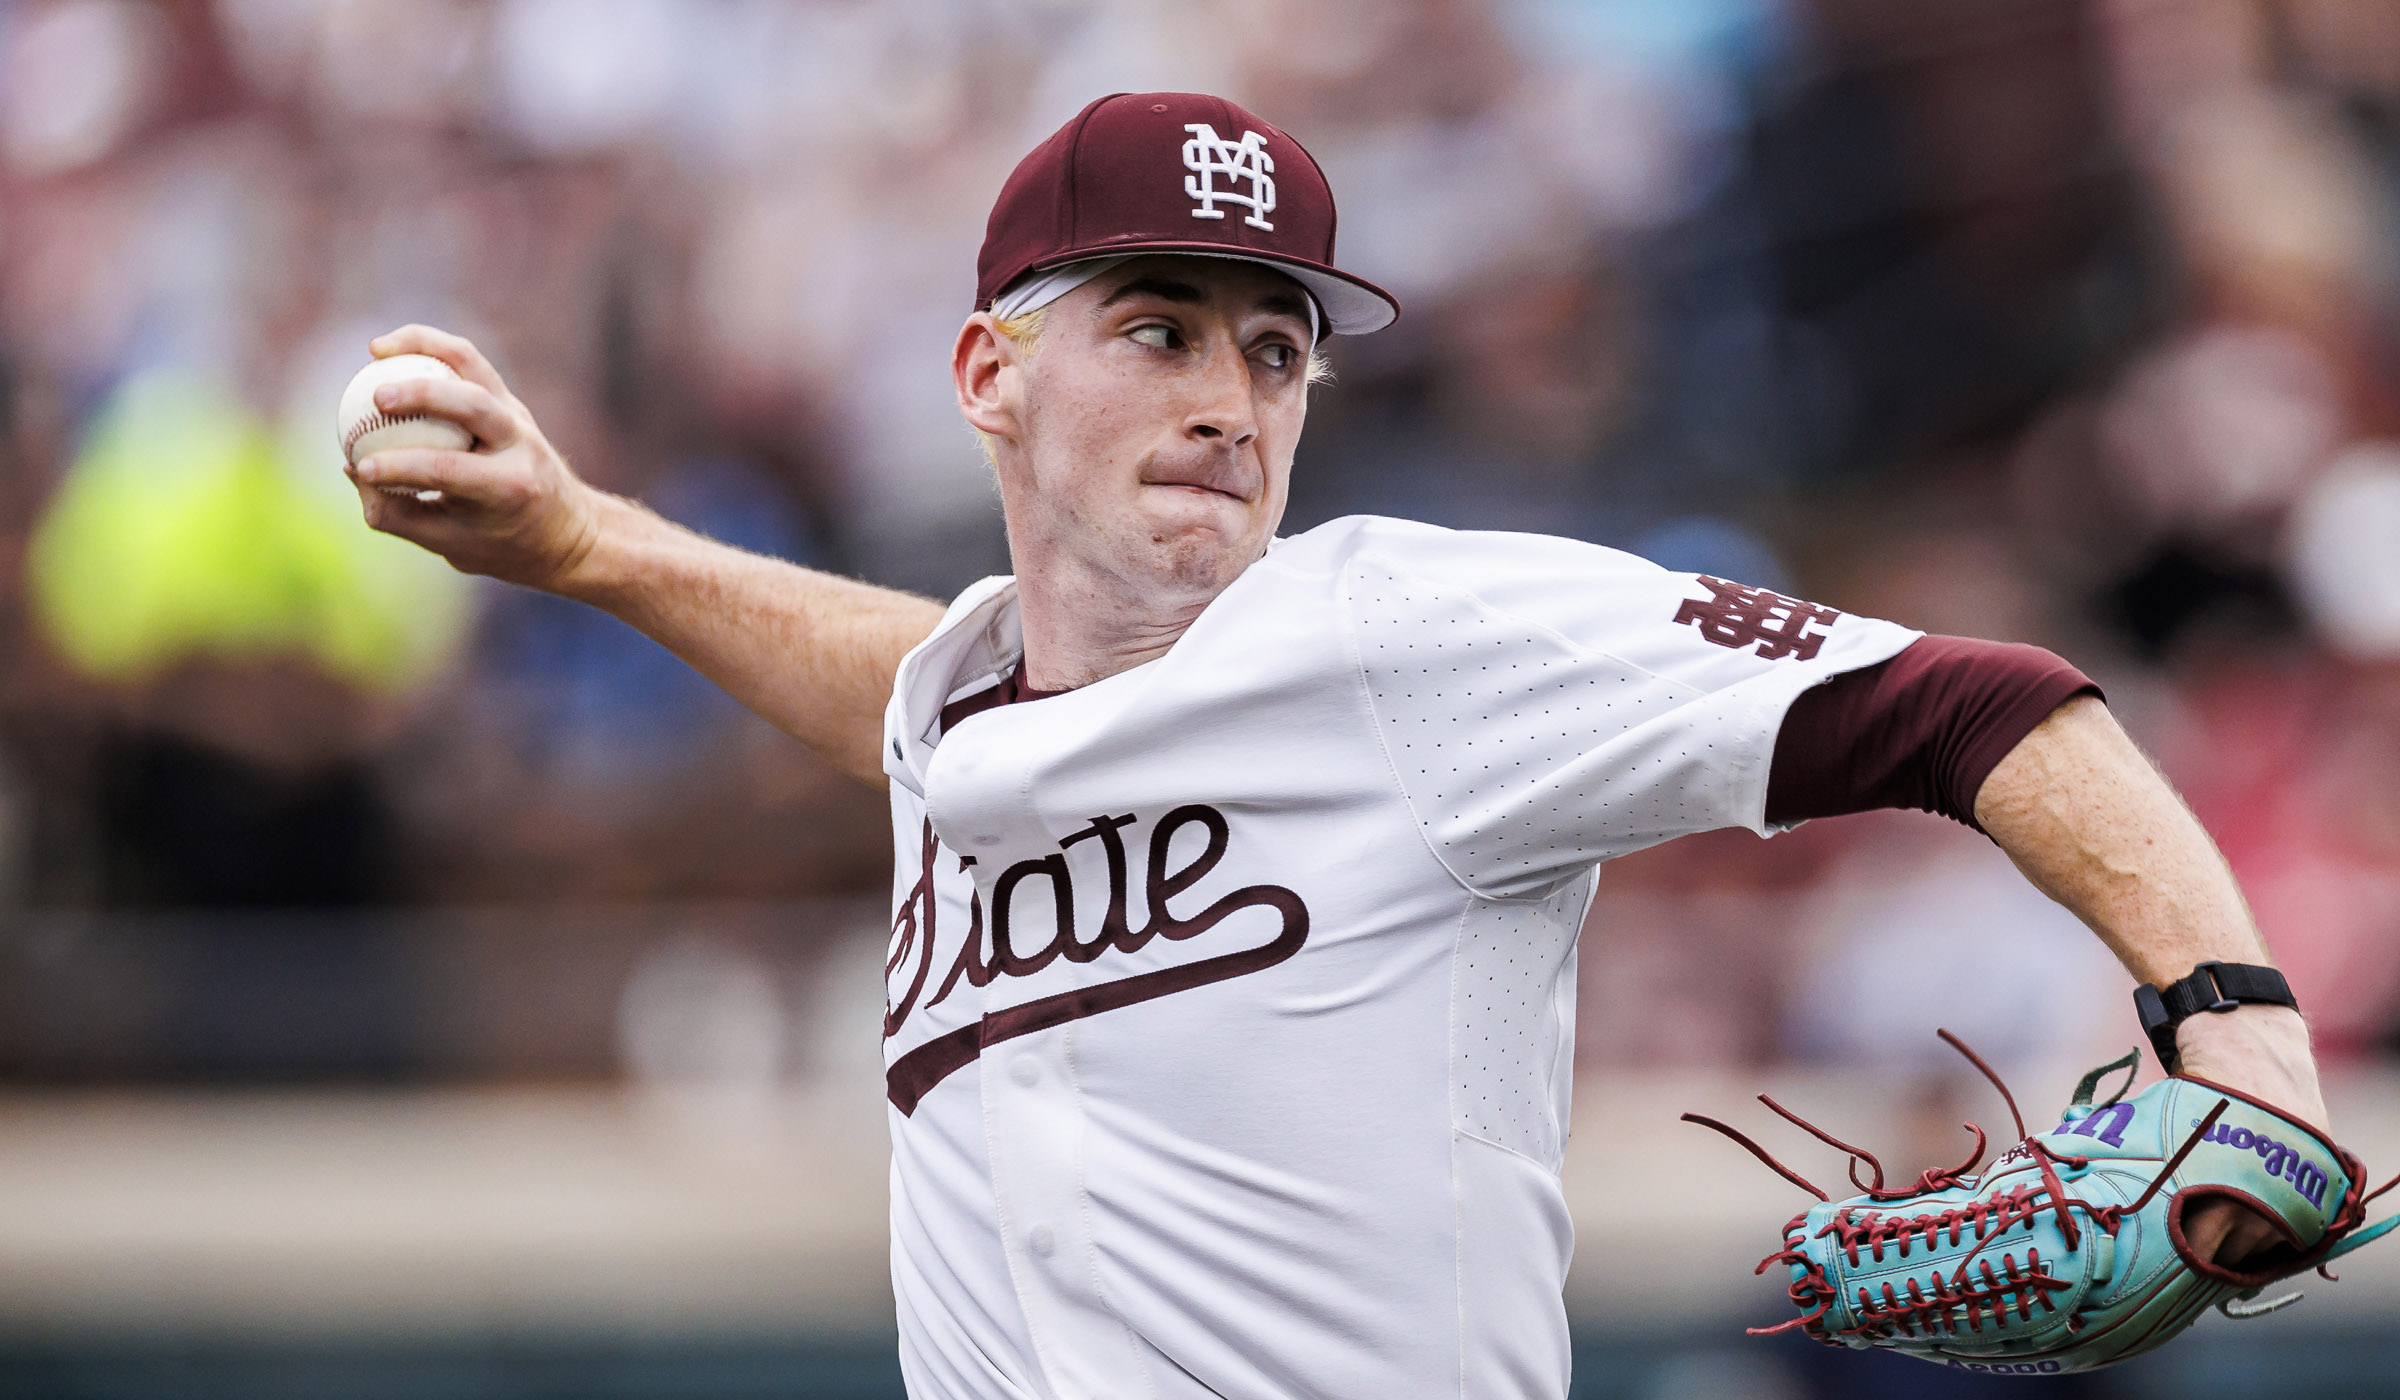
[
  {"xmin": 538, "ymin": 485, "xmax": 649, "ymax": 603},
  {"xmin": 2173, "ymin": 1003, "xmax": 2327, "ymax": 1130}
]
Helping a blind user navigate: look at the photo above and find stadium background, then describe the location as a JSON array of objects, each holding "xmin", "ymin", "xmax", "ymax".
[{"xmin": 1, "ymin": 0, "xmax": 2398, "ymax": 1395}]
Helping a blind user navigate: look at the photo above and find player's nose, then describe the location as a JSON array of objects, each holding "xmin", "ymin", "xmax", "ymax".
[{"xmin": 1184, "ymin": 342, "xmax": 1259, "ymax": 449}]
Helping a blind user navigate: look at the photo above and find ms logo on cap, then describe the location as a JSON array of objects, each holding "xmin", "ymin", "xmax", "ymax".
[
  {"xmin": 975, "ymin": 93, "xmax": 1399, "ymax": 334},
  {"xmin": 1182, "ymin": 124, "xmax": 1276, "ymax": 231}
]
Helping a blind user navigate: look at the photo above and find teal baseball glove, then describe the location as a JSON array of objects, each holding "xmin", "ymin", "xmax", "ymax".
[{"xmin": 1685, "ymin": 1032, "xmax": 2399, "ymax": 1376}]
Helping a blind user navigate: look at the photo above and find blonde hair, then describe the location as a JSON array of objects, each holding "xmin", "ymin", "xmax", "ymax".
[
  {"xmin": 995, "ymin": 306, "xmax": 1049, "ymax": 356},
  {"xmin": 972, "ymin": 308, "xmax": 1334, "ymax": 465},
  {"xmin": 972, "ymin": 310, "xmax": 1048, "ymax": 467}
]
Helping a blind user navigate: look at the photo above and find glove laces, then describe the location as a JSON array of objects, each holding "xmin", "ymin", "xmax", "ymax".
[{"xmin": 1682, "ymin": 1030, "xmax": 2233, "ymax": 1344}]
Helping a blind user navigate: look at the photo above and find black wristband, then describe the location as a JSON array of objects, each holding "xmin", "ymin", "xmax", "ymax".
[{"xmin": 2134, "ymin": 961, "xmax": 2297, "ymax": 1074}]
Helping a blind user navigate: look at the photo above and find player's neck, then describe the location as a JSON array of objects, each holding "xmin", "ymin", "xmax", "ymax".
[{"xmin": 1010, "ymin": 551, "xmax": 1226, "ymax": 693}]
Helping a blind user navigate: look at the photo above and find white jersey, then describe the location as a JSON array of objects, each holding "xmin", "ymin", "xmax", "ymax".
[{"xmin": 879, "ymin": 516, "xmax": 1918, "ymax": 1399}]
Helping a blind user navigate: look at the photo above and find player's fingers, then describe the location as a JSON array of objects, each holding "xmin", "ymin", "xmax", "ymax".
[
  {"xmin": 369, "ymin": 376, "xmax": 521, "ymax": 450},
  {"xmin": 350, "ymin": 473, "xmax": 457, "ymax": 542},
  {"xmin": 2215, "ymin": 1212, "xmax": 2280, "ymax": 1267},
  {"xmin": 370, "ymin": 324, "xmax": 514, "ymax": 401},
  {"xmin": 2181, "ymin": 1197, "xmax": 2281, "ymax": 1268},
  {"xmin": 350, "ymin": 447, "xmax": 504, "ymax": 501},
  {"xmin": 2181, "ymin": 1201, "xmax": 2229, "ymax": 1264}
]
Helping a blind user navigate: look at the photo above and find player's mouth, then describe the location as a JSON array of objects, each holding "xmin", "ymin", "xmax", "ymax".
[
  {"xmin": 1140, "ymin": 460, "xmax": 1256, "ymax": 503},
  {"xmin": 1146, "ymin": 480, "xmax": 1247, "ymax": 503}
]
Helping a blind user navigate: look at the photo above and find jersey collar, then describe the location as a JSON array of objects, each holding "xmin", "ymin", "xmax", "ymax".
[{"xmin": 884, "ymin": 576, "xmax": 1023, "ymax": 799}]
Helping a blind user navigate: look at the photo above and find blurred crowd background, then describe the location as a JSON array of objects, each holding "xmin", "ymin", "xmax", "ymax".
[{"xmin": 2, "ymin": 0, "xmax": 2399, "ymax": 1397}]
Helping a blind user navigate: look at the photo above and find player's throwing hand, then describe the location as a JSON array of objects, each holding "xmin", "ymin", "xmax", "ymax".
[
  {"xmin": 344, "ymin": 323, "xmax": 940, "ymax": 789},
  {"xmin": 344, "ymin": 324, "xmax": 604, "ymax": 591}
]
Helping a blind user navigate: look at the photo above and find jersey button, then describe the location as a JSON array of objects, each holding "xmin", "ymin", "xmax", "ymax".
[
  {"xmin": 1010, "ymin": 1055, "xmax": 1041, "ymax": 1087},
  {"xmin": 1028, "ymin": 1224, "xmax": 1056, "ymax": 1256}
]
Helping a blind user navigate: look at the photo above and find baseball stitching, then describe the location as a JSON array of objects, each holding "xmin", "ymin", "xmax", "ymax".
[{"xmin": 343, "ymin": 410, "xmax": 464, "ymax": 463}]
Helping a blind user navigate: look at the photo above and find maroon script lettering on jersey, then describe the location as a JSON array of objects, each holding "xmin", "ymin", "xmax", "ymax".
[
  {"xmin": 883, "ymin": 804, "xmax": 1310, "ymax": 1114},
  {"xmin": 1673, "ymin": 575, "xmax": 1841, "ymax": 662}
]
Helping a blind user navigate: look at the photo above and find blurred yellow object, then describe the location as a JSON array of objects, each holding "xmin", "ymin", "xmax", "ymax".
[{"xmin": 27, "ymin": 370, "xmax": 471, "ymax": 692}]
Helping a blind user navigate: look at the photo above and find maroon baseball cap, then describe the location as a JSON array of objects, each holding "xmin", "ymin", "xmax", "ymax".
[{"xmin": 977, "ymin": 92, "xmax": 1400, "ymax": 335}]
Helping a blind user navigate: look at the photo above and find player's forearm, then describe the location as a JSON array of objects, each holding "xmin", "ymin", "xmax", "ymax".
[
  {"xmin": 1974, "ymin": 695, "xmax": 2324, "ymax": 1128},
  {"xmin": 556, "ymin": 491, "xmax": 945, "ymax": 787},
  {"xmin": 1974, "ymin": 696, "xmax": 2259, "ymax": 983}
]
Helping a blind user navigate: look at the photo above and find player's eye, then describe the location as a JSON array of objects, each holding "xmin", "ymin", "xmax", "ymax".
[
  {"xmin": 1129, "ymin": 324, "xmax": 1179, "ymax": 350},
  {"xmin": 1255, "ymin": 343, "xmax": 1298, "ymax": 371}
]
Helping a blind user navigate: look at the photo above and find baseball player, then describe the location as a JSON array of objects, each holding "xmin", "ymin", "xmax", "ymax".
[{"xmin": 352, "ymin": 94, "xmax": 2329, "ymax": 1399}]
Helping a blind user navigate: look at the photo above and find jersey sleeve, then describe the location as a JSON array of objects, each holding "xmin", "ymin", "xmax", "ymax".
[
  {"xmin": 1339, "ymin": 524, "xmax": 1919, "ymax": 899},
  {"xmin": 1765, "ymin": 636, "xmax": 2100, "ymax": 831}
]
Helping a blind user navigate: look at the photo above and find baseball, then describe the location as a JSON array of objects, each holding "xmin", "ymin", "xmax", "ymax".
[{"xmin": 337, "ymin": 352, "xmax": 470, "ymax": 502}]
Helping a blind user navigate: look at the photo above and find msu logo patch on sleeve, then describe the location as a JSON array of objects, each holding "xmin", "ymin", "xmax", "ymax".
[{"xmin": 1673, "ymin": 575, "xmax": 1842, "ymax": 662}]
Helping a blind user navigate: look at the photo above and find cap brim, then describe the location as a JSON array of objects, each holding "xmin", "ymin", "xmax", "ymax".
[{"xmin": 1022, "ymin": 243, "xmax": 1399, "ymax": 335}]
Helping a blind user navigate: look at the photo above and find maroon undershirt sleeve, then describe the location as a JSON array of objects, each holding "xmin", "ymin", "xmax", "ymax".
[{"xmin": 1764, "ymin": 636, "xmax": 2101, "ymax": 832}]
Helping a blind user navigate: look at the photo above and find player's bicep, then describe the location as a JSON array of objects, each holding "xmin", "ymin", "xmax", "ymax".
[
  {"xmin": 1345, "ymin": 545, "xmax": 1917, "ymax": 897},
  {"xmin": 1365, "ymin": 527, "xmax": 1909, "ymax": 693},
  {"xmin": 1547, "ymin": 565, "xmax": 1910, "ymax": 697}
]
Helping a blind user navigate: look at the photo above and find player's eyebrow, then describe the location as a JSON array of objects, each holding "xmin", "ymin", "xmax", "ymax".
[
  {"xmin": 1097, "ymin": 276, "xmax": 1206, "ymax": 309},
  {"xmin": 1252, "ymin": 289, "xmax": 1310, "ymax": 327},
  {"xmin": 1097, "ymin": 274, "xmax": 1308, "ymax": 333}
]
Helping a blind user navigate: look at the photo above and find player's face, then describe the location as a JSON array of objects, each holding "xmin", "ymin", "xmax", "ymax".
[{"xmin": 966, "ymin": 256, "xmax": 1314, "ymax": 602}]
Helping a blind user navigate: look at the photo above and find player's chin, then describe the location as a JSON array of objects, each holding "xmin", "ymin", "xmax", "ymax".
[{"xmin": 1129, "ymin": 498, "xmax": 1262, "ymax": 585}]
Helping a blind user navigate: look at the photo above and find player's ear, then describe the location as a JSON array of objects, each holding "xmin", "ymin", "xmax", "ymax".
[{"xmin": 953, "ymin": 313, "xmax": 1020, "ymax": 441}]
